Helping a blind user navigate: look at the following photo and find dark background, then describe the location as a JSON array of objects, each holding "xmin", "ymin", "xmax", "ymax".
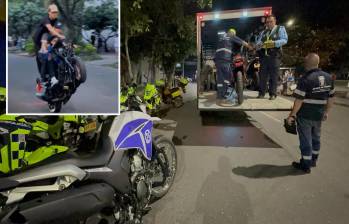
[{"xmin": 213, "ymin": 0, "xmax": 349, "ymax": 28}]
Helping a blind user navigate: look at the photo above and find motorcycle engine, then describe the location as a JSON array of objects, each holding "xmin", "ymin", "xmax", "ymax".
[{"xmin": 130, "ymin": 152, "xmax": 152, "ymax": 209}]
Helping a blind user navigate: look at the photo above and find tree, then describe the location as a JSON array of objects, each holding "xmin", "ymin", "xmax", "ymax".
[
  {"xmin": 121, "ymin": 0, "xmax": 212, "ymax": 84},
  {"xmin": 51, "ymin": 0, "xmax": 85, "ymax": 43},
  {"xmin": 83, "ymin": 0, "xmax": 118, "ymax": 52},
  {"xmin": 8, "ymin": 0, "xmax": 45, "ymax": 38}
]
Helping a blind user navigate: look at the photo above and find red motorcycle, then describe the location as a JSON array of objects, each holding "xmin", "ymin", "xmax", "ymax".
[{"xmin": 231, "ymin": 54, "xmax": 245, "ymax": 105}]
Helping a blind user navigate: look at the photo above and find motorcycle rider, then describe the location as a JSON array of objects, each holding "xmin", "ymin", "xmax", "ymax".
[
  {"xmin": 214, "ymin": 28, "xmax": 252, "ymax": 106},
  {"xmin": 33, "ymin": 4, "xmax": 65, "ymax": 83},
  {"xmin": 256, "ymin": 14, "xmax": 288, "ymax": 100}
]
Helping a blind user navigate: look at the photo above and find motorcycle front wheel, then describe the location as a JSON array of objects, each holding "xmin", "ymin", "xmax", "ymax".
[{"xmin": 150, "ymin": 135, "xmax": 177, "ymax": 200}]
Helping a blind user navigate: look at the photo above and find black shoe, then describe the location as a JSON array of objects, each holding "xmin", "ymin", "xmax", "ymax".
[
  {"xmin": 257, "ymin": 94, "xmax": 265, "ymax": 99},
  {"xmin": 292, "ymin": 161, "xmax": 311, "ymax": 173},
  {"xmin": 311, "ymin": 160, "xmax": 317, "ymax": 167},
  {"xmin": 269, "ymin": 95, "xmax": 277, "ymax": 100}
]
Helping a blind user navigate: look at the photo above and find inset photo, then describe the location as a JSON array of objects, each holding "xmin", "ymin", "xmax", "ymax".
[{"xmin": 7, "ymin": 0, "xmax": 119, "ymax": 114}]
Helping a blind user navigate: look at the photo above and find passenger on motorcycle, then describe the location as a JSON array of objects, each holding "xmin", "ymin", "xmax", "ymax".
[
  {"xmin": 214, "ymin": 28, "xmax": 252, "ymax": 106},
  {"xmin": 33, "ymin": 4, "xmax": 65, "ymax": 83}
]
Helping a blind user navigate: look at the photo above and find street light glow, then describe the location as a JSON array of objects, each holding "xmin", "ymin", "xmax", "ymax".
[
  {"xmin": 214, "ymin": 13, "xmax": 220, "ymax": 19},
  {"xmin": 287, "ymin": 19, "xmax": 295, "ymax": 27}
]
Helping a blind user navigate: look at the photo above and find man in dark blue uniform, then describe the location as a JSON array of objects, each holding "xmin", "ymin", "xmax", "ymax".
[
  {"xmin": 287, "ymin": 53, "xmax": 335, "ymax": 173},
  {"xmin": 256, "ymin": 15, "xmax": 288, "ymax": 100},
  {"xmin": 214, "ymin": 28, "xmax": 252, "ymax": 106}
]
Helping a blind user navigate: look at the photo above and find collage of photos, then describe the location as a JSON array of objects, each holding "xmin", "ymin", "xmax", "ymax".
[{"xmin": 1, "ymin": 0, "xmax": 349, "ymax": 223}]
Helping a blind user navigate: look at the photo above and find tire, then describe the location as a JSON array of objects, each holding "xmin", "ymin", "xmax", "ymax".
[
  {"xmin": 173, "ymin": 96, "xmax": 184, "ymax": 108},
  {"xmin": 48, "ymin": 102, "xmax": 62, "ymax": 113},
  {"xmin": 74, "ymin": 57, "xmax": 87, "ymax": 84},
  {"xmin": 236, "ymin": 71, "xmax": 244, "ymax": 105},
  {"xmin": 150, "ymin": 135, "xmax": 177, "ymax": 200}
]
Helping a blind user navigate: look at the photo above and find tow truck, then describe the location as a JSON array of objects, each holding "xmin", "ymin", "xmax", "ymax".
[{"xmin": 196, "ymin": 7, "xmax": 293, "ymax": 111}]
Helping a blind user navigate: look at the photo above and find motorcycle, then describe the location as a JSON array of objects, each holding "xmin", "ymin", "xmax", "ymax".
[
  {"xmin": 155, "ymin": 79, "xmax": 184, "ymax": 108},
  {"xmin": 35, "ymin": 39, "xmax": 87, "ymax": 113},
  {"xmin": 121, "ymin": 83, "xmax": 147, "ymax": 113},
  {"xmin": 0, "ymin": 87, "xmax": 5, "ymax": 114},
  {"xmin": 0, "ymin": 115, "xmax": 98, "ymax": 174},
  {"xmin": 174, "ymin": 76, "xmax": 191, "ymax": 93},
  {"xmin": 0, "ymin": 112, "xmax": 177, "ymax": 224},
  {"xmin": 231, "ymin": 53, "xmax": 245, "ymax": 105},
  {"xmin": 245, "ymin": 56, "xmax": 260, "ymax": 91},
  {"xmin": 143, "ymin": 83, "xmax": 162, "ymax": 115}
]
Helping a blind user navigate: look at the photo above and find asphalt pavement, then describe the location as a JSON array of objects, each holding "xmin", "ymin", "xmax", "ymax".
[
  {"xmin": 145, "ymin": 83, "xmax": 349, "ymax": 224},
  {"xmin": 7, "ymin": 54, "xmax": 118, "ymax": 113}
]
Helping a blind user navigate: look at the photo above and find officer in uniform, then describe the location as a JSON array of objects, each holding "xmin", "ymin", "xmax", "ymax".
[
  {"xmin": 256, "ymin": 15, "xmax": 288, "ymax": 100},
  {"xmin": 287, "ymin": 53, "xmax": 335, "ymax": 173},
  {"xmin": 214, "ymin": 28, "xmax": 252, "ymax": 106}
]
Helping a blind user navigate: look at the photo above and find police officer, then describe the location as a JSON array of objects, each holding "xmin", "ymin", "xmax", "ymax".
[
  {"xmin": 287, "ymin": 53, "xmax": 335, "ymax": 173},
  {"xmin": 256, "ymin": 15, "xmax": 288, "ymax": 100},
  {"xmin": 214, "ymin": 28, "xmax": 252, "ymax": 106}
]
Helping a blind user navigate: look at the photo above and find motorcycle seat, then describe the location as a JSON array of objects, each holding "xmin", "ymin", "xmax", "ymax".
[{"xmin": 0, "ymin": 178, "xmax": 19, "ymax": 191}]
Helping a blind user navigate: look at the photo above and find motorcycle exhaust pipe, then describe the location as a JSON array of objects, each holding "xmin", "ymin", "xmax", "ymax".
[{"xmin": 2, "ymin": 183, "xmax": 115, "ymax": 224}]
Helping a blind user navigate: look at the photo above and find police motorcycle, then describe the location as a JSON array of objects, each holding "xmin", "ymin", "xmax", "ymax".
[
  {"xmin": 143, "ymin": 83, "xmax": 162, "ymax": 115},
  {"xmin": 0, "ymin": 115, "xmax": 98, "ymax": 174},
  {"xmin": 0, "ymin": 113, "xmax": 177, "ymax": 224},
  {"xmin": 155, "ymin": 79, "xmax": 184, "ymax": 108},
  {"xmin": 174, "ymin": 76, "xmax": 191, "ymax": 93},
  {"xmin": 35, "ymin": 37, "xmax": 87, "ymax": 113},
  {"xmin": 120, "ymin": 83, "xmax": 147, "ymax": 113}
]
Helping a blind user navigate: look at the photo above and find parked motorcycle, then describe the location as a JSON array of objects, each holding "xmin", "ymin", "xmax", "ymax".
[
  {"xmin": 155, "ymin": 79, "xmax": 184, "ymax": 108},
  {"xmin": 35, "ymin": 39, "xmax": 87, "ymax": 113},
  {"xmin": 143, "ymin": 83, "xmax": 162, "ymax": 115},
  {"xmin": 121, "ymin": 83, "xmax": 147, "ymax": 113},
  {"xmin": 0, "ymin": 115, "xmax": 98, "ymax": 174},
  {"xmin": 0, "ymin": 112, "xmax": 177, "ymax": 224},
  {"xmin": 174, "ymin": 76, "xmax": 191, "ymax": 93}
]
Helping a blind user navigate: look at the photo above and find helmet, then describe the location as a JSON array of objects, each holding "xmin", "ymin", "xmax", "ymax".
[{"xmin": 228, "ymin": 28, "xmax": 236, "ymax": 36}]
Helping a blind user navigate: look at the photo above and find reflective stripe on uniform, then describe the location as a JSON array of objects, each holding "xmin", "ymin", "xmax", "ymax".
[
  {"xmin": 303, "ymin": 99, "xmax": 327, "ymax": 104},
  {"xmin": 312, "ymin": 150, "xmax": 320, "ymax": 155},
  {"xmin": 302, "ymin": 155, "xmax": 312, "ymax": 160},
  {"xmin": 217, "ymin": 84, "xmax": 223, "ymax": 87},
  {"xmin": 294, "ymin": 89, "xmax": 306, "ymax": 96},
  {"xmin": 329, "ymin": 89, "xmax": 335, "ymax": 95},
  {"xmin": 216, "ymin": 48, "xmax": 232, "ymax": 54}
]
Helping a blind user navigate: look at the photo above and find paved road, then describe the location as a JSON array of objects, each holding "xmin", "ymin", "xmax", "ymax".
[
  {"xmin": 145, "ymin": 83, "xmax": 349, "ymax": 224},
  {"xmin": 8, "ymin": 54, "xmax": 118, "ymax": 113}
]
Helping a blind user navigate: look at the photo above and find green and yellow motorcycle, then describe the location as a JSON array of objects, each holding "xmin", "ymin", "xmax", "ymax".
[
  {"xmin": 0, "ymin": 115, "xmax": 98, "ymax": 174},
  {"xmin": 143, "ymin": 83, "xmax": 162, "ymax": 115},
  {"xmin": 155, "ymin": 79, "xmax": 184, "ymax": 108}
]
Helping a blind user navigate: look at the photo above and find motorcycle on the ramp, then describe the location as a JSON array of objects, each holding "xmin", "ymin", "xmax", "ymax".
[
  {"xmin": 35, "ymin": 39, "xmax": 87, "ymax": 113},
  {"xmin": 0, "ymin": 112, "xmax": 177, "ymax": 224}
]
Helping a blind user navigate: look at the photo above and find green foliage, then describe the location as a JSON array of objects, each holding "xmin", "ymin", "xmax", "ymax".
[
  {"xmin": 84, "ymin": 0, "xmax": 118, "ymax": 32},
  {"xmin": 8, "ymin": 0, "xmax": 45, "ymax": 38},
  {"xmin": 25, "ymin": 39, "xmax": 36, "ymax": 54},
  {"xmin": 283, "ymin": 22, "xmax": 349, "ymax": 72},
  {"xmin": 122, "ymin": 0, "xmax": 212, "ymax": 82},
  {"xmin": 75, "ymin": 43, "xmax": 97, "ymax": 56}
]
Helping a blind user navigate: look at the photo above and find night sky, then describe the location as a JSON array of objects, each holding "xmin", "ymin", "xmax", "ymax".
[{"xmin": 213, "ymin": 0, "xmax": 349, "ymax": 28}]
